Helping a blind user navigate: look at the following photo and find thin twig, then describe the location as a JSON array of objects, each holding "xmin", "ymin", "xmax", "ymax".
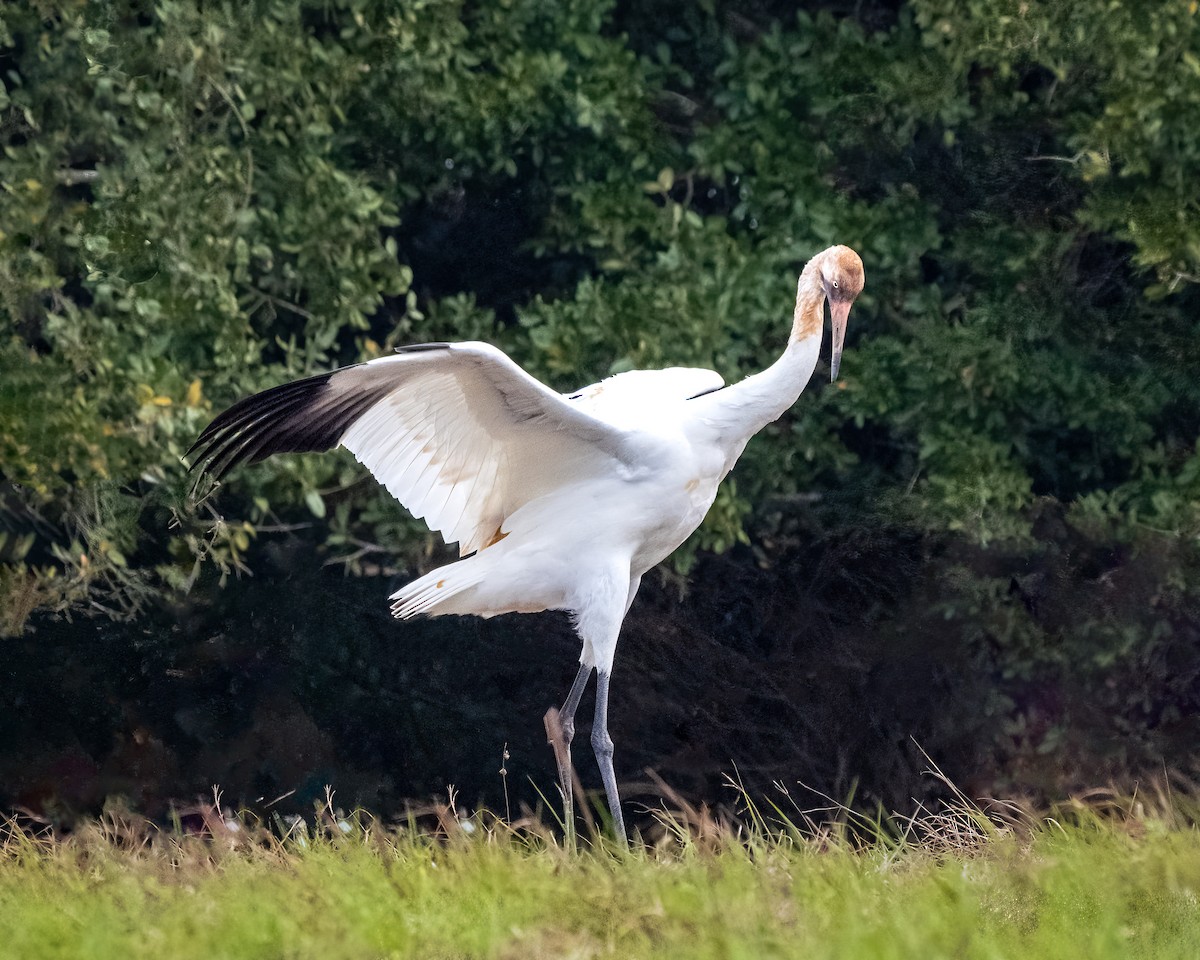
[{"xmin": 246, "ymin": 287, "xmax": 316, "ymax": 320}]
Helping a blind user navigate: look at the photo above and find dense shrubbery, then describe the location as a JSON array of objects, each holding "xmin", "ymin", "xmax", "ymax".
[{"xmin": 1, "ymin": 0, "xmax": 1197, "ymax": 814}]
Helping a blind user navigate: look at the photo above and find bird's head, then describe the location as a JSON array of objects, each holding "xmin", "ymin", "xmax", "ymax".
[{"xmin": 819, "ymin": 245, "xmax": 864, "ymax": 381}]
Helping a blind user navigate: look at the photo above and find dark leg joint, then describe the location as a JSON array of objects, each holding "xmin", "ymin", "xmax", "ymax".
[{"xmin": 591, "ymin": 728, "xmax": 614, "ymax": 763}]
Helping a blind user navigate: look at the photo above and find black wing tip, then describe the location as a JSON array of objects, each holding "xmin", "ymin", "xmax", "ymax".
[
  {"xmin": 686, "ymin": 385, "xmax": 725, "ymax": 400},
  {"xmin": 395, "ymin": 341, "xmax": 450, "ymax": 354},
  {"xmin": 185, "ymin": 369, "xmax": 343, "ymax": 479}
]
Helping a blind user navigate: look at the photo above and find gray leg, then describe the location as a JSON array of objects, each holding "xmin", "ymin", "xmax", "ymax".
[
  {"xmin": 560, "ymin": 661, "xmax": 592, "ymax": 745},
  {"xmin": 546, "ymin": 662, "xmax": 592, "ymax": 847},
  {"xmin": 591, "ymin": 669, "xmax": 627, "ymax": 845}
]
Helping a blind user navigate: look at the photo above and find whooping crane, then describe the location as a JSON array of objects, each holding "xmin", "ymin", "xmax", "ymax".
[{"xmin": 187, "ymin": 244, "xmax": 865, "ymax": 844}]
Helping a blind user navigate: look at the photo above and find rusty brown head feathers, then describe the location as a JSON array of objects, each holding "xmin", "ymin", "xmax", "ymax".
[{"xmin": 820, "ymin": 245, "xmax": 863, "ymax": 381}]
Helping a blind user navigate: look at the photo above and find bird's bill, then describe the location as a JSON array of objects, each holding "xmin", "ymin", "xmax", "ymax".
[{"xmin": 829, "ymin": 299, "xmax": 850, "ymax": 381}]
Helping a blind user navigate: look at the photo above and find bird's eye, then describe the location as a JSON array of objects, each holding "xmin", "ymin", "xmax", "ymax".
[{"xmin": 832, "ymin": 279, "xmax": 839, "ymax": 289}]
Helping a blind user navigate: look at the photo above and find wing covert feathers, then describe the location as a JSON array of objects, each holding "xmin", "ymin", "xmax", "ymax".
[{"xmin": 186, "ymin": 341, "xmax": 632, "ymax": 557}]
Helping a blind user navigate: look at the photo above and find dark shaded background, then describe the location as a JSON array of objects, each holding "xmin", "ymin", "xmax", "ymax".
[{"xmin": 6, "ymin": 509, "xmax": 1196, "ymax": 825}]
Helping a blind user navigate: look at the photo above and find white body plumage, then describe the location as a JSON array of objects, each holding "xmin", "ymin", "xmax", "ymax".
[{"xmin": 377, "ymin": 341, "xmax": 823, "ymax": 676}]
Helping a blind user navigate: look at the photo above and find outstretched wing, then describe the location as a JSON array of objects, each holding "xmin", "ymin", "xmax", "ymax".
[
  {"xmin": 187, "ymin": 341, "xmax": 636, "ymax": 555},
  {"xmin": 567, "ymin": 367, "xmax": 726, "ymax": 428}
]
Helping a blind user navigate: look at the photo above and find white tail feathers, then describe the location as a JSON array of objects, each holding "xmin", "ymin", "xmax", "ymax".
[{"xmin": 389, "ymin": 559, "xmax": 486, "ymax": 619}]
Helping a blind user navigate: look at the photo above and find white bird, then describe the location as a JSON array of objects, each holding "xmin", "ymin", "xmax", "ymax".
[{"xmin": 188, "ymin": 244, "xmax": 865, "ymax": 844}]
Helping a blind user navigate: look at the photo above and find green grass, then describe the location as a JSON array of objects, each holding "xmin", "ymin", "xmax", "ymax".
[{"xmin": 1, "ymin": 796, "xmax": 1198, "ymax": 959}]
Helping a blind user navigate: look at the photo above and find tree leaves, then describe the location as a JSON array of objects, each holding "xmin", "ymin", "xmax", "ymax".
[{"xmin": 1, "ymin": 0, "xmax": 1197, "ymax": 631}]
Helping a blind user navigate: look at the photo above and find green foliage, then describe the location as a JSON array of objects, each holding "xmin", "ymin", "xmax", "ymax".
[{"xmin": 915, "ymin": 0, "xmax": 1200, "ymax": 292}]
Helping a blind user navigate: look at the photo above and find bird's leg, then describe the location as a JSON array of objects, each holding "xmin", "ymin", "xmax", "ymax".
[
  {"xmin": 591, "ymin": 668, "xmax": 627, "ymax": 845},
  {"xmin": 545, "ymin": 661, "xmax": 592, "ymax": 849}
]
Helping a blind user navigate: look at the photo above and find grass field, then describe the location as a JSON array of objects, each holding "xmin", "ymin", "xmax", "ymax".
[{"xmin": 2, "ymin": 790, "xmax": 1198, "ymax": 960}]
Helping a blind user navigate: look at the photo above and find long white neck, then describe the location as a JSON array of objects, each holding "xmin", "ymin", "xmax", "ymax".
[{"xmin": 689, "ymin": 260, "xmax": 827, "ymax": 450}]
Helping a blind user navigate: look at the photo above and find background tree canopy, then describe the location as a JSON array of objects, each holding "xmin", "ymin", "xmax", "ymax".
[{"xmin": 1, "ymin": 0, "xmax": 1197, "ymax": 820}]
